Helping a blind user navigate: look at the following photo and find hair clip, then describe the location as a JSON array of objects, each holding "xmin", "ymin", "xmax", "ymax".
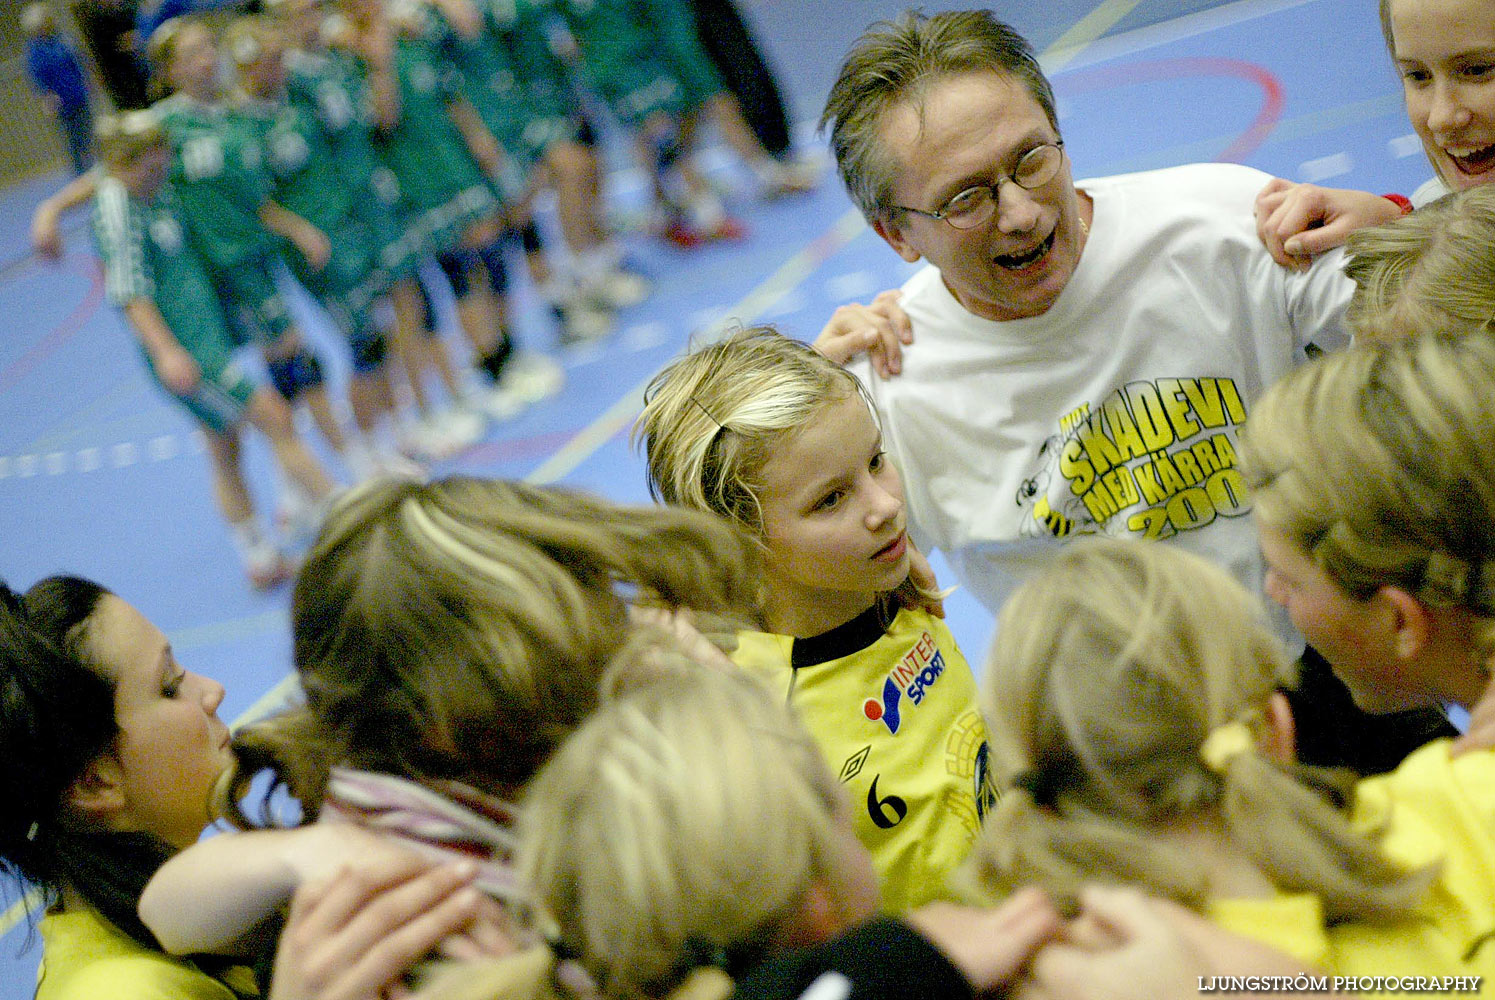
[
  {"xmin": 688, "ymin": 396, "xmax": 723, "ymax": 431},
  {"xmin": 1199, "ymin": 719, "xmax": 1254, "ymax": 773}
]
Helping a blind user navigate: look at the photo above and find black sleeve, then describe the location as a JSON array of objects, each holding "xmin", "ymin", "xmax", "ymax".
[{"xmin": 731, "ymin": 916, "xmax": 974, "ymax": 1000}]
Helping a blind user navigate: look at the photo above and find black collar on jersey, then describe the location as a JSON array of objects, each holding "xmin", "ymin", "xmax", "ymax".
[{"xmin": 789, "ymin": 594, "xmax": 898, "ymax": 670}]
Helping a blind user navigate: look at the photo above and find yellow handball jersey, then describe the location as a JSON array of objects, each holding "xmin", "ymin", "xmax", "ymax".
[
  {"xmin": 733, "ymin": 602, "xmax": 993, "ymax": 912},
  {"xmin": 1205, "ymin": 740, "xmax": 1495, "ymax": 978},
  {"xmin": 36, "ymin": 906, "xmax": 257, "ymax": 1000}
]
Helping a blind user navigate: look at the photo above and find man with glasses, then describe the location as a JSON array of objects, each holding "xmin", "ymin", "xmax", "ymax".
[
  {"xmin": 812, "ymin": 11, "xmax": 1458, "ymax": 778},
  {"xmin": 815, "ymin": 8, "xmax": 1353, "ymax": 628}
]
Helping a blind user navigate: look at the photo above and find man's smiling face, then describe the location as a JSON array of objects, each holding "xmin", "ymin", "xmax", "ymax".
[{"xmin": 872, "ymin": 71, "xmax": 1088, "ymax": 322}]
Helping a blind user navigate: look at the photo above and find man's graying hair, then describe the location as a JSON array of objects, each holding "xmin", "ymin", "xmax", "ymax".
[{"xmin": 820, "ymin": 8, "xmax": 1059, "ymax": 219}]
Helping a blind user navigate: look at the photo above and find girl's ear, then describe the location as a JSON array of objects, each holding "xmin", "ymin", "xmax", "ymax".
[
  {"xmin": 1261, "ymin": 692, "xmax": 1297, "ymax": 765},
  {"xmin": 1377, "ymin": 586, "xmax": 1432, "ymax": 662},
  {"xmin": 64, "ymin": 754, "xmax": 128, "ymax": 826}
]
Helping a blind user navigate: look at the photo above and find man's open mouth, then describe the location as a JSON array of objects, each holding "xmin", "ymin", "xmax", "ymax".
[{"xmin": 995, "ymin": 229, "xmax": 1055, "ymax": 270}]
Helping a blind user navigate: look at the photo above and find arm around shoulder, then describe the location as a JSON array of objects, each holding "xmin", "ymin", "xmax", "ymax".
[{"xmin": 139, "ymin": 825, "xmax": 398, "ymax": 957}]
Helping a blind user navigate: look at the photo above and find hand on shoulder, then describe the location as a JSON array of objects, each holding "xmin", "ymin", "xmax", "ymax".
[
  {"xmin": 814, "ymin": 289, "xmax": 913, "ymax": 379},
  {"xmin": 1254, "ymin": 178, "xmax": 1407, "ymax": 270}
]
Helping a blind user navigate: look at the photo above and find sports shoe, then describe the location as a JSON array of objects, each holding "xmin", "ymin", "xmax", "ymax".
[
  {"xmin": 704, "ymin": 216, "xmax": 746, "ymax": 241},
  {"xmin": 480, "ymin": 381, "xmax": 528, "ymax": 421},
  {"xmin": 757, "ymin": 158, "xmax": 818, "ymax": 198},
  {"xmin": 373, "ymin": 447, "xmax": 427, "ymax": 479},
  {"xmin": 399, "ymin": 408, "xmax": 484, "ymax": 461},
  {"xmin": 432, "ymin": 406, "xmax": 486, "ymax": 446},
  {"xmin": 581, "ymin": 268, "xmax": 652, "ymax": 310},
  {"xmin": 552, "ymin": 300, "xmax": 614, "ymax": 345},
  {"xmin": 500, "ymin": 351, "xmax": 565, "ymax": 403},
  {"xmin": 275, "ymin": 490, "xmax": 333, "ymax": 548},
  {"xmin": 662, "ymin": 216, "xmax": 705, "ymax": 249}
]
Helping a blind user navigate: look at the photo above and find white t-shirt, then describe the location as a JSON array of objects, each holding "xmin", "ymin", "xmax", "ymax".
[{"xmin": 857, "ymin": 163, "xmax": 1352, "ymax": 640}]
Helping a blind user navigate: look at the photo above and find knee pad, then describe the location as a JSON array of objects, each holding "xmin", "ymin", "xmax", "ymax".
[
  {"xmin": 477, "ymin": 241, "xmax": 509, "ymax": 296},
  {"xmin": 349, "ymin": 329, "xmax": 388, "ymax": 373},
  {"xmin": 437, "ymin": 250, "xmax": 474, "ymax": 298},
  {"xmin": 517, "ymin": 219, "xmax": 543, "ymax": 254},
  {"xmin": 267, "ymin": 350, "xmax": 325, "ymax": 402}
]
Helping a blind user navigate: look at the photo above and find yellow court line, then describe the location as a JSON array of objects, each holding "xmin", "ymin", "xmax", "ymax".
[{"xmin": 1043, "ymin": 0, "xmax": 1148, "ymax": 70}]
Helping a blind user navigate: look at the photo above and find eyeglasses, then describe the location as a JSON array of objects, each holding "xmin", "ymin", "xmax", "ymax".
[{"xmin": 892, "ymin": 140, "xmax": 1065, "ymax": 230}]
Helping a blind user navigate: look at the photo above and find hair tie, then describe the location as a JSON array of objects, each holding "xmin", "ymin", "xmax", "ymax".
[
  {"xmin": 1012, "ymin": 760, "xmax": 1075, "ymax": 808},
  {"xmin": 1199, "ymin": 720, "xmax": 1254, "ymax": 773}
]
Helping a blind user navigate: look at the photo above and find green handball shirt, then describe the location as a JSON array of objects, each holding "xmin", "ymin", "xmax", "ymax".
[
  {"xmin": 91, "ymin": 176, "xmax": 256, "ymax": 432},
  {"xmin": 374, "ymin": 20, "xmax": 499, "ymax": 254},
  {"xmin": 483, "ymin": 0, "xmax": 578, "ymax": 163},
  {"xmin": 557, "ymin": 0, "xmax": 722, "ymax": 125},
  {"xmin": 154, "ymin": 93, "xmax": 279, "ymax": 273}
]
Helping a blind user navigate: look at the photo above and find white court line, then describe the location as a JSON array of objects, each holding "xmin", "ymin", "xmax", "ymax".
[{"xmin": 1044, "ymin": 0, "xmax": 1324, "ymax": 72}]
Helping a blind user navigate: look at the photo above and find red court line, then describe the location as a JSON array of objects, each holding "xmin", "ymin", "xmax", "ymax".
[
  {"xmin": 458, "ymin": 427, "xmax": 589, "ymax": 464},
  {"xmin": 0, "ymin": 258, "xmax": 105, "ymax": 397},
  {"xmin": 1058, "ymin": 56, "xmax": 1285, "ymax": 162}
]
